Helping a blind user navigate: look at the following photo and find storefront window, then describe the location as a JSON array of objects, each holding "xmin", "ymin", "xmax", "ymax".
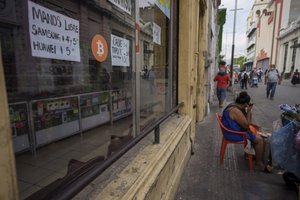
[
  {"xmin": 1, "ymin": 0, "xmax": 177, "ymax": 198},
  {"xmin": 1, "ymin": 0, "xmax": 135, "ymax": 198},
  {"xmin": 139, "ymin": 0, "xmax": 171, "ymax": 130}
]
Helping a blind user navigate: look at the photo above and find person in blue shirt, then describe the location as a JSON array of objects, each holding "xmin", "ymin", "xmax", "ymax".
[{"xmin": 221, "ymin": 91, "xmax": 271, "ymax": 172}]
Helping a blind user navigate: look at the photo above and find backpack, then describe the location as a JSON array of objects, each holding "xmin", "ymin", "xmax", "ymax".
[{"xmin": 242, "ymin": 72, "xmax": 248, "ymax": 80}]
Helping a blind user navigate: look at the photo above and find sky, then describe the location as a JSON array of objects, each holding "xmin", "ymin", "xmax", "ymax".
[{"xmin": 220, "ymin": 0, "xmax": 255, "ymax": 62}]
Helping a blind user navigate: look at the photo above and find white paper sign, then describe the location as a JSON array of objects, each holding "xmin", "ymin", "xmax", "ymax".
[
  {"xmin": 108, "ymin": 0, "xmax": 132, "ymax": 15},
  {"xmin": 28, "ymin": 1, "xmax": 80, "ymax": 62},
  {"xmin": 153, "ymin": 22, "xmax": 161, "ymax": 45},
  {"xmin": 111, "ymin": 34, "xmax": 130, "ymax": 67}
]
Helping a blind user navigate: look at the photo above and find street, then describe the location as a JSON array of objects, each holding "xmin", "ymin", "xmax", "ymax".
[
  {"xmin": 239, "ymin": 80, "xmax": 300, "ymax": 130},
  {"xmin": 175, "ymin": 79, "xmax": 300, "ymax": 200}
]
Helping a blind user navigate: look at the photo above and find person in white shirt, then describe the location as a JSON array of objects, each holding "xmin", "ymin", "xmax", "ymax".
[{"xmin": 265, "ymin": 64, "xmax": 281, "ymax": 100}]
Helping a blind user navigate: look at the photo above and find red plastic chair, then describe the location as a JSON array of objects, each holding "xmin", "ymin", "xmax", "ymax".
[{"xmin": 215, "ymin": 113, "xmax": 253, "ymax": 172}]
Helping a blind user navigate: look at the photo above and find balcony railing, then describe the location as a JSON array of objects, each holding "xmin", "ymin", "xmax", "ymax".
[{"xmin": 246, "ymin": 21, "xmax": 257, "ymax": 37}]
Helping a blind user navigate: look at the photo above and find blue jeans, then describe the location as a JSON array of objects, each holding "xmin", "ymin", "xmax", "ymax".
[
  {"xmin": 217, "ymin": 88, "xmax": 227, "ymax": 101},
  {"xmin": 266, "ymin": 82, "xmax": 277, "ymax": 98}
]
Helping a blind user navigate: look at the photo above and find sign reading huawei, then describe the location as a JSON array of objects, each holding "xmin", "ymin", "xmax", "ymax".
[{"xmin": 28, "ymin": 1, "xmax": 80, "ymax": 62}]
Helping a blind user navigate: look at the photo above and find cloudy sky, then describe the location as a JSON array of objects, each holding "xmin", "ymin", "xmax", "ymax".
[{"xmin": 220, "ymin": 0, "xmax": 255, "ymax": 62}]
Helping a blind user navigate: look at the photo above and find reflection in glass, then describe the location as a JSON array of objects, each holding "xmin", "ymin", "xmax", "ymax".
[
  {"xmin": 139, "ymin": 0, "xmax": 171, "ymax": 130},
  {"xmin": 0, "ymin": 1, "xmax": 135, "ymax": 199}
]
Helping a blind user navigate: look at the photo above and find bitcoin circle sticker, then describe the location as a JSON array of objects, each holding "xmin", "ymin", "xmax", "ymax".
[{"xmin": 91, "ymin": 34, "xmax": 108, "ymax": 62}]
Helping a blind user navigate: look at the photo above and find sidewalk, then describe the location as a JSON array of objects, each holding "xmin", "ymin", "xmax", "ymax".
[{"xmin": 175, "ymin": 87, "xmax": 298, "ymax": 200}]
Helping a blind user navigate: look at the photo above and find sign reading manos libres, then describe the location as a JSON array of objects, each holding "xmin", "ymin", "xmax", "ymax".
[
  {"xmin": 111, "ymin": 34, "xmax": 130, "ymax": 67},
  {"xmin": 28, "ymin": 1, "xmax": 80, "ymax": 62}
]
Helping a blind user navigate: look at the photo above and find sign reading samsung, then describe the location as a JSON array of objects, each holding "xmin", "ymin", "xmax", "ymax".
[
  {"xmin": 108, "ymin": 0, "xmax": 132, "ymax": 15},
  {"xmin": 28, "ymin": 1, "xmax": 80, "ymax": 62}
]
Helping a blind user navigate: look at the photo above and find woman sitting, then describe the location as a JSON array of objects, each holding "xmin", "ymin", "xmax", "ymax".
[{"xmin": 221, "ymin": 91, "xmax": 271, "ymax": 172}]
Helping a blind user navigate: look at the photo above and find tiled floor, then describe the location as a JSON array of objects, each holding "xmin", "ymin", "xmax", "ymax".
[
  {"xmin": 176, "ymin": 84, "xmax": 299, "ymax": 200},
  {"xmin": 15, "ymin": 111, "xmax": 160, "ymax": 199},
  {"xmin": 15, "ymin": 116, "xmax": 132, "ymax": 199}
]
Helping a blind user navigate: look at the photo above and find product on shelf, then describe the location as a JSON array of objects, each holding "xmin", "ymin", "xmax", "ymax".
[
  {"xmin": 9, "ymin": 103, "xmax": 29, "ymax": 137},
  {"xmin": 32, "ymin": 96, "xmax": 79, "ymax": 131},
  {"xmin": 80, "ymin": 92, "xmax": 110, "ymax": 118}
]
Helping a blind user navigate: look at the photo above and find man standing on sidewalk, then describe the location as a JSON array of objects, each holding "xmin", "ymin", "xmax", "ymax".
[
  {"xmin": 265, "ymin": 64, "xmax": 281, "ymax": 100},
  {"xmin": 214, "ymin": 61, "xmax": 231, "ymax": 108}
]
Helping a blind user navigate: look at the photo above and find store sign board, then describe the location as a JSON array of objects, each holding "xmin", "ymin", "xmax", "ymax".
[
  {"xmin": 155, "ymin": 0, "xmax": 170, "ymax": 19},
  {"xmin": 108, "ymin": 0, "xmax": 132, "ymax": 15},
  {"xmin": 153, "ymin": 22, "xmax": 161, "ymax": 45},
  {"xmin": 28, "ymin": 1, "xmax": 80, "ymax": 62},
  {"xmin": 91, "ymin": 34, "xmax": 108, "ymax": 62},
  {"xmin": 111, "ymin": 34, "xmax": 130, "ymax": 67}
]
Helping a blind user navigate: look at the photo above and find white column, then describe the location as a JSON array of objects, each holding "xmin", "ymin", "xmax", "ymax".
[{"xmin": 286, "ymin": 40, "xmax": 293, "ymax": 73}]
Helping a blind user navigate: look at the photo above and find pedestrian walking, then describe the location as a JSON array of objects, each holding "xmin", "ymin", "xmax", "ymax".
[
  {"xmin": 265, "ymin": 64, "xmax": 281, "ymax": 100},
  {"xmin": 291, "ymin": 69, "xmax": 300, "ymax": 85},
  {"xmin": 214, "ymin": 61, "xmax": 231, "ymax": 108},
  {"xmin": 257, "ymin": 68, "xmax": 263, "ymax": 82},
  {"xmin": 240, "ymin": 70, "xmax": 248, "ymax": 90}
]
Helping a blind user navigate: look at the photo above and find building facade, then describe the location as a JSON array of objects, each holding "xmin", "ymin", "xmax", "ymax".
[
  {"xmin": 245, "ymin": 0, "xmax": 271, "ymax": 71},
  {"xmin": 0, "ymin": 0, "xmax": 219, "ymax": 199},
  {"xmin": 276, "ymin": 0, "xmax": 300, "ymax": 78}
]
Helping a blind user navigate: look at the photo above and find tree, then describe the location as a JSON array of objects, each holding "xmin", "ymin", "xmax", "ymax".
[
  {"xmin": 234, "ymin": 56, "xmax": 246, "ymax": 70},
  {"xmin": 219, "ymin": 54, "xmax": 225, "ymax": 62}
]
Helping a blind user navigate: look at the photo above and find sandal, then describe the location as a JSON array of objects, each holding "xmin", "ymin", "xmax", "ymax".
[
  {"xmin": 254, "ymin": 164, "xmax": 273, "ymax": 173},
  {"xmin": 244, "ymin": 154, "xmax": 256, "ymax": 160},
  {"xmin": 263, "ymin": 165, "xmax": 273, "ymax": 173}
]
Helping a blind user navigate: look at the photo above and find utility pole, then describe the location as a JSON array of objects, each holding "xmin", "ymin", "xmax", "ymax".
[{"xmin": 230, "ymin": 0, "xmax": 243, "ymax": 86}]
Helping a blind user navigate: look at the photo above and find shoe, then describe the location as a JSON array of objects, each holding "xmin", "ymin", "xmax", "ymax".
[
  {"xmin": 255, "ymin": 164, "xmax": 273, "ymax": 173},
  {"xmin": 270, "ymin": 97, "xmax": 274, "ymax": 100}
]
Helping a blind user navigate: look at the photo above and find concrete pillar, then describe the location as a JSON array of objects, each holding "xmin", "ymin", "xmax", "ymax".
[
  {"xmin": 0, "ymin": 43, "xmax": 18, "ymax": 199},
  {"xmin": 286, "ymin": 40, "xmax": 293, "ymax": 73},
  {"xmin": 296, "ymin": 36, "xmax": 300, "ymax": 71},
  {"xmin": 277, "ymin": 43, "xmax": 284, "ymax": 72},
  {"xmin": 178, "ymin": 0, "xmax": 200, "ymax": 141},
  {"xmin": 197, "ymin": 1, "xmax": 208, "ymax": 122}
]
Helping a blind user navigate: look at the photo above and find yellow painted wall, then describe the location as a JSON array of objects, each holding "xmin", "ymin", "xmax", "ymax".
[
  {"xmin": 178, "ymin": 0, "xmax": 202, "ymax": 143},
  {"xmin": 93, "ymin": 115, "xmax": 192, "ymax": 200},
  {"xmin": 0, "ymin": 44, "xmax": 18, "ymax": 200},
  {"xmin": 197, "ymin": 0, "xmax": 208, "ymax": 122}
]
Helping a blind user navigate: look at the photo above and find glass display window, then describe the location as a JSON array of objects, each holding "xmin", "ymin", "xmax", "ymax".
[
  {"xmin": 139, "ymin": 0, "xmax": 171, "ymax": 130},
  {"xmin": 0, "ymin": 0, "xmax": 177, "ymax": 198}
]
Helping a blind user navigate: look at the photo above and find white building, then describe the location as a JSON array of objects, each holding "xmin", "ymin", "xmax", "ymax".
[
  {"xmin": 276, "ymin": 0, "xmax": 300, "ymax": 78},
  {"xmin": 245, "ymin": 0, "xmax": 271, "ymax": 71}
]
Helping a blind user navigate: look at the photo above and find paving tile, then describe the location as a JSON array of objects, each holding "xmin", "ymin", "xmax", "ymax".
[{"xmin": 36, "ymin": 171, "xmax": 65, "ymax": 187}]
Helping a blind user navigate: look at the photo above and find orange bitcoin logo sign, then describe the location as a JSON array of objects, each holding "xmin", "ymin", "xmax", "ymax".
[{"xmin": 91, "ymin": 34, "xmax": 108, "ymax": 62}]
